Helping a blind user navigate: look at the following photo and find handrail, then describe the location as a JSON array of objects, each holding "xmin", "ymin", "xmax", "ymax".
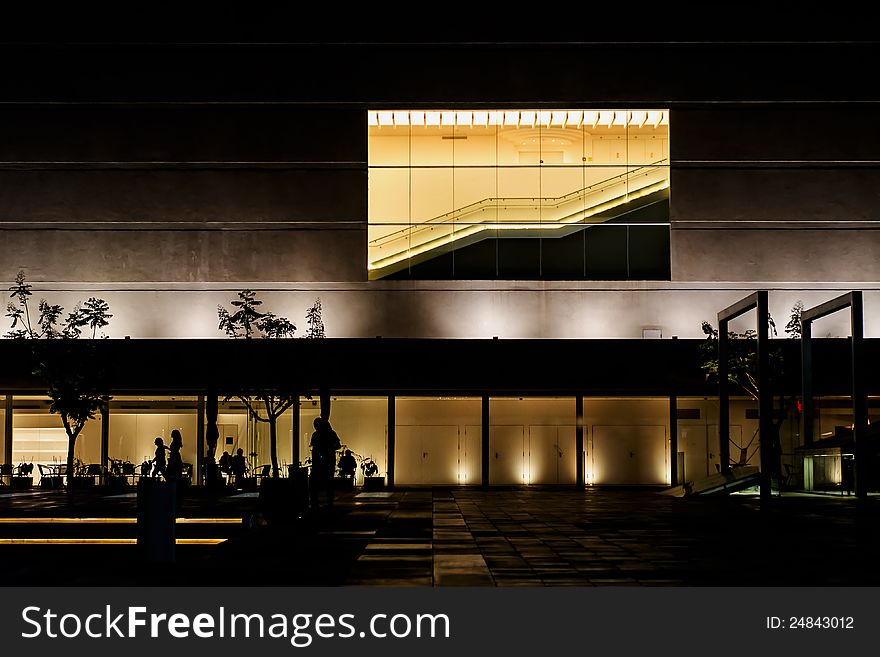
[{"xmin": 369, "ymin": 159, "xmax": 668, "ymax": 247}]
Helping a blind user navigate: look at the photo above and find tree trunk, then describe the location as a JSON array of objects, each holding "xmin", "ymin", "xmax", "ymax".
[
  {"xmin": 66, "ymin": 432, "xmax": 76, "ymax": 494},
  {"xmin": 269, "ymin": 416, "xmax": 279, "ymax": 479}
]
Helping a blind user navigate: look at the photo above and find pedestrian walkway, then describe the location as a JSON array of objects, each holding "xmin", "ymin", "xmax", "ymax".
[{"xmin": 3, "ymin": 487, "xmax": 879, "ymax": 586}]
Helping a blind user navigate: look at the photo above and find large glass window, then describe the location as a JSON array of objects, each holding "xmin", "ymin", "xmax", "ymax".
[
  {"xmin": 299, "ymin": 396, "xmax": 387, "ymax": 484},
  {"xmin": 108, "ymin": 396, "xmax": 198, "ymax": 478},
  {"xmin": 12, "ymin": 397, "xmax": 102, "ymax": 485},
  {"xmin": 368, "ymin": 109, "xmax": 670, "ymax": 280}
]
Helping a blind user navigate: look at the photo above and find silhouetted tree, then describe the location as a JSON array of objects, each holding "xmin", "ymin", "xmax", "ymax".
[
  {"xmin": 217, "ymin": 290, "xmax": 296, "ymax": 478},
  {"xmin": 304, "ymin": 298, "xmax": 325, "ymax": 339},
  {"xmin": 5, "ymin": 271, "xmax": 112, "ymax": 491},
  {"xmin": 700, "ymin": 302, "xmax": 802, "ymax": 476}
]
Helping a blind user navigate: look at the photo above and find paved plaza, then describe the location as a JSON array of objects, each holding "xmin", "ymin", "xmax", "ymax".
[{"xmin": 1, "ymin": 488, "xmax": 879, "ymax": 586}]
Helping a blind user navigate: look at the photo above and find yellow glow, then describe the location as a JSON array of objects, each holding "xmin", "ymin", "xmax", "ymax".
[
  {"xmin": 368, "ymin": 179, "xmax": 668, "ymax": 271},
  {"xmin": 0, "ymin": 538, "xmax": 227, "ymax": 545},
  {"xmin": 368, "ymin": 109, "xmax": 669, "ymax": 128}
]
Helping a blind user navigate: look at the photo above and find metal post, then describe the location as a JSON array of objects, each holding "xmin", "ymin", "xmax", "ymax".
[
  {"xmin": 801, "ymin": 320, "xmax": 813, "ymax": 446},
  {"xmin": 481, "ymin": 394, "xmax": 490, "ymax": 489},
  {"xmin": 669, "ymin": 393, "xmax": 678, "ymax": 487},
  {"xmin": 5, "ymin": 394, "xmax": 14, "ymax": 467},
  {"xmin": 575, "ymin": 395, "xmax": 585, "ymax": 488},
  {"xmin": 291, "ymin": 395, "xmax": 300, "ymax": 472},
  {"xmin": 100, "ymin": 398, "xmax": 109, "ymax": 485},
  {"xmin": 386, "ymin": 394, "xmax": 395, "ymax": 489},
  {"xmin": 757, "ymin": 290, "xmax": 773, "ymax": 499},
  {"xmin": 196, "ymin": 395, "xmax": 205, "ymax": 486},
  {"xmin": 851, "ymin": 292, "xmax": 867, "ymax": 498},
  {"xmin": 718, "ymin": 318, "xmax": 730, "ymax": 475}
]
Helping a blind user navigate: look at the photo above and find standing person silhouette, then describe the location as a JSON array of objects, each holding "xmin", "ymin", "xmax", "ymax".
[
  {"xmin": 152, "ymin": 437, "xmax": 168, "ymax": 479},
  {"xmin": 167, "ymin": 429, "xmax": 184, "ymax": 482},
  {"xmin": 309, "ymin": 417, "xmax": 340, "ymax": 512},
  {"xmin": 231, "ymin": 447, "xmax": 247, "ymax": 486}
]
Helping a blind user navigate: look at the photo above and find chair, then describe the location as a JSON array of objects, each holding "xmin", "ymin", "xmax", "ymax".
[
  {"xmin": 86, "ymin": 463, "xmax": 103, "ymax": 483},
  {"xmin": 254, "ymin": 464, "xmax": 271, "ymax": 486}
]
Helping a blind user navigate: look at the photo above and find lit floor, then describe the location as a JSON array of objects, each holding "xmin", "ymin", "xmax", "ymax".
[{"xmin": 1, "ymin": 488, "xmax": 879, "ymax": 586}]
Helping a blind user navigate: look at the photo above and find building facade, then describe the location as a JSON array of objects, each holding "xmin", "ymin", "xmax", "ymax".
[{"xmin": 1, "ymin": 38, "xmax": 879, "ymax": 490}]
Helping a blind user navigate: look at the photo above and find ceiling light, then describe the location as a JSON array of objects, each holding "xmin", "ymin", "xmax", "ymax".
[
  {"xmin": 599, "ymin": 111, "xmax": 614, "ymax": 127},
  {"xmin": 473, "ymin": 111, "xmax": 489, "ymax": 126},
  {"xmin": 456, "ymin": 111, "xmax": 473, "ymax": 126},
  {"xmin": 368, "ymin": 111, "xmax": 379, "ymax": 126},
  {"xmin": 504, "ymin": 111, "xmax": 519, "ymax": 126},
  {"xmin": 584, "ymin": 111, "xmax": 599, "ymax": 127},
  {"xmin": 630, "ymin": 111, "xmax": 647, "ymax": 128},
  {"xmin": 410, "ymin": 111, "xmax": 425, "ymax": 126},
  {"xmin": 393, "ymin": 111, "xmax": 408, "ymax": 126},
  {"xmin": 378, "ymin": 111, "xmax": 393, "ymax": 127},
  {"xmin": 613, "ymin": 111, "xmax": 629, "ymax": 126},
  {"xmin": 488, "ymin": 111, "xmax": 504, "ymax": 125},
  {"xmin": 538, "ymin": 111, "xmax": 552, "ymax": 127},
  {"xmin": 425, "ymin": 111, "xmax": 441, "ymax": 126},
  {"xmin": 441, "ymin": 111, "xmax": 455, "ymax": 126},
  {"xmin": 521, "ymin": 111, "xmax": 536, "ymax": 127},
  {"xmin": 552, "ymin": 111, "xmax": 567, "ymax": 127}
]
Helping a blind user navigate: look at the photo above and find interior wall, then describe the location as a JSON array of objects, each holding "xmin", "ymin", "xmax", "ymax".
[{"xmin": 300, "ymin": 397, "xmax": 387, "ymax": 481}]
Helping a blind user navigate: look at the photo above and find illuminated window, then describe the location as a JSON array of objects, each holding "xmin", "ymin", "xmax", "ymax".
[{"xmin": 368, "ymin": 109, "xmax": 670, "ymax": 280}]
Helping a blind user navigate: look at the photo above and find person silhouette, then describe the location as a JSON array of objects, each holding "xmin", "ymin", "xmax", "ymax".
[
  {"xmin": 338, "ymin": 449, "xmax": 357, "ymax": 480},
  {"xmin": 231, "ymin": 447, "xmax": 247, "ymax": 486},
  {"xmin": 152, "ymin": 437, "xmax": 168, "ymax": 479},
  {"xmin": 167, "ymin": 429, "xmax": 183, "ymax": 482},
  {"xmin": 310, "ymin": 417, "xmax": 341, "ymax": 511}
]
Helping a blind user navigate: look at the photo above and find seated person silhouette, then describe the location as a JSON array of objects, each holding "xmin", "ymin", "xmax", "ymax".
[
  {"xmin": 338, "ymin": 450, "xmax": 357, "ymax": 479},
  {"xmin": 218, "ymin": 451, "xmax": 231, "ymax": 475}
]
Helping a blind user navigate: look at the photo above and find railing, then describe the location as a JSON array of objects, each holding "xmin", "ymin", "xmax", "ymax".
[{"xmin": 368, "ymin": 160, "xmax": 669, "ymax": 271}]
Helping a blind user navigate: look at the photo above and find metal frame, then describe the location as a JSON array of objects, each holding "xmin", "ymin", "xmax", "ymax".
[
  {"xmin": 717, "ymin": 291, "xmax": 773, "ymax": 499},
  {"xmin": 800, "ymin": 291, "xmax": 867, "ymax": 497}
]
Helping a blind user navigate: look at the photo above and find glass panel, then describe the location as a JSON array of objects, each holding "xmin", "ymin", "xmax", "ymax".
[
  {"xmin": 489, "ymin": 397, "xmax": 576, "ymax": 485},
  {"xmin": 300, "ymin": 396, "xmax": 387, "ymax": 485},
  {"xmin": 13, "ymin": 397, "xmax": 102, "ymax": 486},
  {"xmin": 368, "ymin": 109, "xmax": 669, "ymax": 280},
  {"xmin": 108, "ymin": 396, "xmax": 198, "ymax": 481},
  {"xmin": 395, "ymin": 397, "xmax": 482, "ymax": 485},
  {"xmin": 583, "ymin": 397, "xmax": 669, "ymax": 485}
]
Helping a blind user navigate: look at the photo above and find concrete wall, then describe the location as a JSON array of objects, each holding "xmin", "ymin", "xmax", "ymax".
[{"xmin": 2, "ymin": 46, "xmax": 879, "ymax": 339}]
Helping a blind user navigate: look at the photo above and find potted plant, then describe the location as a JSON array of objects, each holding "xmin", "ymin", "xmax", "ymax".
[
  {"xmin": 70, "ymin": 457, "xmax": 96, "ymax": 488},
  {"xmin": 12, "ymin": 462, "xmax": 34, "ymax": 489},
  {"xmin": 361, "ymin": 456, "xmax": 384, "ymax": 490}
]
